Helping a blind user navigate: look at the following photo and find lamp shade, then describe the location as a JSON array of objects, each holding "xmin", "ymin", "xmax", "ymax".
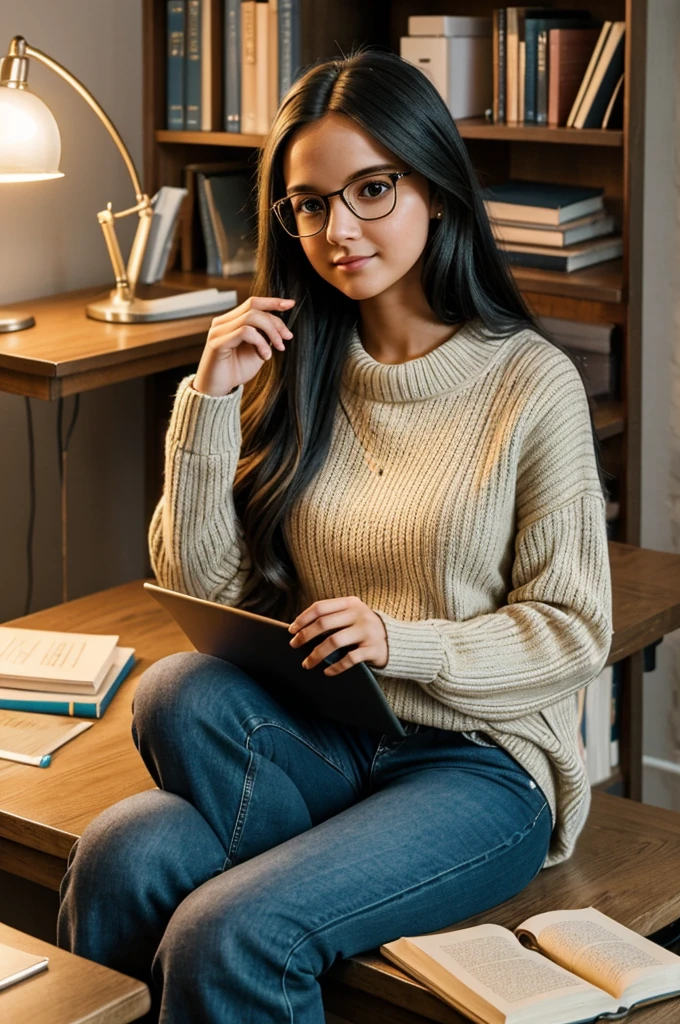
[{"xmin": 0, "ymin": 86, "xmax": 63, "ymax": 182}]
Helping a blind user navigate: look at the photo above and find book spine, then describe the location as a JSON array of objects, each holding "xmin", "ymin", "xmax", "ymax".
[
  {"xmin": 241, "ymin": 0, "xmax": 257, "ymax": 134},
  {"xmin": 185, "ymin": 0, "xmax": 202, "ymax": 129},
  {"xmin": 167, "ymin": 1, "xmax": 186, "ymax": 129},
  {"xmin": 268, "ymin": 0, "xmax": 279, "ymax": 122},
  {"xmin": 164, "ymin": 1, "xmax": 184, "ymax": 129},
  {"xmin": 496, "ymin": 8, "xmax": 506, "ymax": 123},
  {"xmin": 0, "ymin": 697, "xmax": 75, "ymax": 715},
  {"xmin": 536, "ymin": 29, "xmax": 548, "ymax": 125},
  {"xmin": 503, "ymin": 249, "xmax": 568, "ymax": 271},
  {"xmin": 197, "ymin": 174, "xmax": 221, "ymax": 274},
  {"xmin": 254, "ymin": 0, "xmax": 270, "ymax": 134},
  {"xmin": 505, "ymin": 7, "xmax": 518, "ymax": 123},
  {"xmin": 278, "ymin": 0, "xmax": 299, "ymax": 99},
  {"xmin": 225, "ymin": 0, "xmax": 241, "ymax": 131},
  {"xmin": 524, "ymin": 18, "xmax": 537, "ymax": 122},
  {"xmin": 547, "ymin": 29, "xmax": 560, "ymax": 125}
]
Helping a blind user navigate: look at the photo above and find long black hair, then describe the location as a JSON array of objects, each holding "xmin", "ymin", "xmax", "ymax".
[{"xmin": 233, "ymin": 46, "xmax": 609, "ymax": 619}]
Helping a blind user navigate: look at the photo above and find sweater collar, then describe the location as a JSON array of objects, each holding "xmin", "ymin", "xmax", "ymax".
[{"xmin": 341, "ymin": 318, "xmax": 505, "ymax": 403}]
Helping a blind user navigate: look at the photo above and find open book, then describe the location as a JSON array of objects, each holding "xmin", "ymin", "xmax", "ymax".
[{"xmin": 381, "ymin": 907, "xmax": 680, "ymax": 1024}]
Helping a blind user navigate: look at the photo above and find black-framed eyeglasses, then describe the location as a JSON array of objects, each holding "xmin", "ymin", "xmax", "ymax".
[{"xmin": 271, "ymin": 170, "xmax": 413, "ymax": 238}]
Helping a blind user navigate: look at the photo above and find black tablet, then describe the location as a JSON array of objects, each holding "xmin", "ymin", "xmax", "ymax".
[{"xmin": 144, "ymin": 583, "xmax": 406, "ymax": 739}]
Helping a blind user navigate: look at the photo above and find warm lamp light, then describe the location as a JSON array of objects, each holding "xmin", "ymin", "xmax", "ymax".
[{"xmin": 0, "ymin": 36, "xmax": 235, "ymax": 327}]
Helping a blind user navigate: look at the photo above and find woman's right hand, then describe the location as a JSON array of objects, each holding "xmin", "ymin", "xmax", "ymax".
[{"xmin": 193, "ymin": 295, "xmax": 296, "ymax": 397}]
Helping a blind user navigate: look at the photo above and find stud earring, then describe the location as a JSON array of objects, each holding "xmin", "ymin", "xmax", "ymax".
[{"xmin": 436, "ymin": 211, "xmax": 443, "ymax": 219}]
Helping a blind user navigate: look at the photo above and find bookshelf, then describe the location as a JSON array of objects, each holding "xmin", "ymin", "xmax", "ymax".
[{"xmin": 141, "ymin": 0, "xmax": 647, "ymax": 800}]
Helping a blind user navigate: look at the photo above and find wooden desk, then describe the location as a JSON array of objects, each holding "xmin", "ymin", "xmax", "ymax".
[
  {"xmin": 0, "ymin": 923, "xmax": 149, "ymax": 1024},
  {"xmin": 1, "ymin": 540, "xmax": 680, "ymax": 888},
  {"xmin": 0, "ymin": 279, "xmax": 251, "ymax": 400},
  {"xmin": 1, "ymin": 542, "xmax": 680, "ymax": 1022}
]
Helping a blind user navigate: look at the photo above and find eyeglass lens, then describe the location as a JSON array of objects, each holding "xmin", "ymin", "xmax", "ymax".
[{"xmin": 278, "ymin": 174, "xmax": 398, "ymax": 237}]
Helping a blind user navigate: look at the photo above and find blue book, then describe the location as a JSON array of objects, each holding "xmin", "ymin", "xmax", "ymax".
[
  {"xmin": 278, "ymin": 0, "xmax": 300, "ymax": 101},
  {"xmin": 224, "ymin": 0, "xmax": 241, "ymax": 131},
  {"xmin": 167, "ymin": 1, "xmax": 186, "ymax": 129},
  {"xmin": 185, "ymin": 0, "xmax": 202, "ymax": 129},
  {"xmin": 0, "ymin": 648, "xmax": 135, "ymax": 719}
]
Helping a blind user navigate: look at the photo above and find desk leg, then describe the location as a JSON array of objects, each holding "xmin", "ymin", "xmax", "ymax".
[{"xmin": 621, "ymin": 650, "xmax": 644, "ymax": 800}]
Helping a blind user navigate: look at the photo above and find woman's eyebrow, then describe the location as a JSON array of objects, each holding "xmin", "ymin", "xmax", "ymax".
[{"xmin": 285, "ymin": 164, "xmax": 398, "ymax": 195}]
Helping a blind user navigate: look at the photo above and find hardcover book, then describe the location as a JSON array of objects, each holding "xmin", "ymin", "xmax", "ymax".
[
  {"xmin": 381, "ymin": 907, "xmax": 680, "ymax": 1024},
  {"xmin": 482, "ymin": 181, "xmax": 604, "ymax": 226}
]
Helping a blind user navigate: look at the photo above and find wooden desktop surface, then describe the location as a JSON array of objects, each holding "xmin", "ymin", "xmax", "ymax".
[
  {"xmin": 0, "ymin": 281, "xmax": 251, "ymax": 400},
  {"xmin": 0, "ymin": 923, "xmax": 149, "ymax": 1024},
  {"xmin": 1, "ymin": 540, "xmax": 679, "ymax": 877},
  {"xmin": 2, "ymin": 541, "xmax": 680, "ymax": 1024}
]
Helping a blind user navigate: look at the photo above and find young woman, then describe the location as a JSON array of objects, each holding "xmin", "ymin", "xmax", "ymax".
[{"xmin": 58, "ymin": 48, "xmax": 613, "ymax": 1023}]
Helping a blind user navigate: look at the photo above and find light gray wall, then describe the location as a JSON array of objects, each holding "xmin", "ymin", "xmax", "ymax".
[
  {"xmin": 0, "ymin": 0, "xmax": 146, "ymax": 621},
  {"xmin": 640, "ymin": 0, "xmax": 680, "ymax": 806}
]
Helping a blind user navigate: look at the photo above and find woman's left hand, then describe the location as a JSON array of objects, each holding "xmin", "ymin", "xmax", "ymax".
[{"xmin": 288, "ymin": 596, "xmax": 389, "ymax": 675}]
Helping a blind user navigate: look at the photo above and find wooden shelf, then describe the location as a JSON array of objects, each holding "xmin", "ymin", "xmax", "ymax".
[
  {"xmin": 511, "ymin": 259, "xmax": 624, "ymax": 304},
  {"xmin": 157, "ymin": 122, "xmax": 624, "ymax": 150},
  {"xmin": 455, "ymin": 117, "xmax": 624, "ymax": 147},
  {"xmin": 156, "ymin": 129, "xmax": 266, "ymax": 147}
]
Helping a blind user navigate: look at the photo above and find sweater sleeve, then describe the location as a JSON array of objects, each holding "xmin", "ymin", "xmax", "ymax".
[
  {"xmin": 373, "ymin": 355, "xmax": 613, "ymax": 721},
  {"xmin": 148, "ymin": 375, "xmax": 251, "ymax": 606}
]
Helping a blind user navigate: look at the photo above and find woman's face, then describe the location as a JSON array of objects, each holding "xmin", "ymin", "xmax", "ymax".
[{"xmin": 281, "ymin": 113, "xmax": 439, "ymax": 303}]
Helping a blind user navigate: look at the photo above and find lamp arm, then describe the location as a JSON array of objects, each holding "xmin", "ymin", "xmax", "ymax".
[
  {"xmin": 19, "ymin": 39, "xmax": 144, "ymax": 201},
  {"xmin": 6, "ymin": 37, "xmax": 153, "ymax": 297}
]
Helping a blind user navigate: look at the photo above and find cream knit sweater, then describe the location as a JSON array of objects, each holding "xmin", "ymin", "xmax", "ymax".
[{"xmin": 149, "ymin": 319, "xmax": 613, "ymax": 867}]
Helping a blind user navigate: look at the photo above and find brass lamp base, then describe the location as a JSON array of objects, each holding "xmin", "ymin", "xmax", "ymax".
[
  {"xmin": 86, "ymin": 288, "xmax": 237, "ymax": 324},
  {"xmin": 0, "ymin": 310, "xmax": 35, "ymax": 332}
]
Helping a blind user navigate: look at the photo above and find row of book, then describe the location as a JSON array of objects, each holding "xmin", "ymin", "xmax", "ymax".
[
  {"xmin": 167, "ymin": 0, "xmax": 300, "ymax": 133},
  {"xmin": 483, "ymin": 179, "xmax": 623, "ymax": 273},
  {"xmin": 492, "ymin": 9, "xmax": 625, "ymax": 128},
  {"xmin": 579, "ymin": 663, "xmax": 622, "ymax": 787}
]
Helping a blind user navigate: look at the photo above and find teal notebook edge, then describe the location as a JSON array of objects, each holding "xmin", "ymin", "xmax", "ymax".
[{"xmin": 0, "ymin": 651, "xmax": 136, "ymax": 719}]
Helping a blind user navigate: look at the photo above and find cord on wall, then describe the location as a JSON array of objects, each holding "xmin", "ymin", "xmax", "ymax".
[
  {"xmin": 24, "ymin": 397, "xmax": 36, "ymax": 616},
  {"xmin": 57, "ymin": 395, "xmax": 80, "ymax": 604}
]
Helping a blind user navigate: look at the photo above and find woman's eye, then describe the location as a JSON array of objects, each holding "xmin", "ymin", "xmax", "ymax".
[
  {"xmin": 296, "ymin": 197, "xmax": 323, "ymax": 215},
  {"xmin": 360, "ymin": 180, "xmax": 390, "ymax": 198}
]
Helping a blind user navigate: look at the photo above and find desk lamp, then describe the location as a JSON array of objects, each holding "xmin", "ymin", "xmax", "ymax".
[{"xmin": 0, "ymin": 36, "xmax": 235, "ymax": 326}]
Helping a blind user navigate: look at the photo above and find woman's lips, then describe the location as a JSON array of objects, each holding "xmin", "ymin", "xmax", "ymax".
[{"xmin": 333, "ymin": 255, "xmax": 375, "ymax": 271}]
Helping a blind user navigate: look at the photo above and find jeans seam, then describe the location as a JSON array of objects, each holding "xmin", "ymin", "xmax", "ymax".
[
  {"xmin": 246, "ymin": 721, "xmax": 360, "ymax": 793},
  {"xmin": 279, "ymin": 799, "xmax": 550, "ymax": 1021},
  {"xmin": 224, "ymin": 749, "xmax": 257, "ymax": 869}
]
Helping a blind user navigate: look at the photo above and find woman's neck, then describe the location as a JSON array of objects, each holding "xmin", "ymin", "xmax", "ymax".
[{"xmin": 357, "ymin": 270, "xmax": 463, "ymax": 365}]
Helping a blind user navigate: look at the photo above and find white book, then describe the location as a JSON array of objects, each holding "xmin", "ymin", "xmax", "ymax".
[
  {"xmin": 0, "ymin": 627, "xmax": 118, "ymax": 693},
  {"xmin": 139, "ymin": 186, "xmax": 188, "ymax": 284},
  {"xmin": 241, "ymin": 1, "xmax": 257, "ymax": 135},
  {"xmin": 400, "ymin": 35, "xmax": 492, "ymax": 120},
  {"xmin": 0, "ymin": 942, "xmax": 48, "ymax": 990},
  {"xmin": 0, "ymin": 708, "xmax": 93, "ymax": 768},
  {"xmin": 382, "ymin": 908, "xmax": 680, "ymax": 1024},
  {"xmin": 407, "ymin": 16, "xmax": 491, "ymax": 38}
]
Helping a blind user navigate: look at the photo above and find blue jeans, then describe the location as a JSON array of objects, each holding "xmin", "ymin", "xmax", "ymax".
[{"xmin": 57, "ymin": 652, "xmax": 552, "ymax": 1024}]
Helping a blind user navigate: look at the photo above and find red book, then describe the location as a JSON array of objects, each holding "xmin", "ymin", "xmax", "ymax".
[{"xmin": 548, "ymin": 27, "xmax": 601, "ymax": 126}]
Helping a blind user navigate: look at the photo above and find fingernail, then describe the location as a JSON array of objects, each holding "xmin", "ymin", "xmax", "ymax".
[
  {"xmin": 302, "ymin": 659, "xmax": 308, "ymax": 669},
  {"xmin": 284, "ymin": 329, "xmax": 293, "ymax": 339}
]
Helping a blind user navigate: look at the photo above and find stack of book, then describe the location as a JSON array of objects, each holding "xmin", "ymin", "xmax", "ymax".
[
  {"xmin": 0, "ymin": 627, "xmax": 135, "ymax": 722},
  {"xmin": 483, "ymin": 180, "xmax": 623, "ymax": 272},
  {"xmin": 492, "ymin": 9, "xmax": 625, "ymax": 128},
  {"xmin": 537, "ymin": 315, "xmax": 618, "ymax": 399}
]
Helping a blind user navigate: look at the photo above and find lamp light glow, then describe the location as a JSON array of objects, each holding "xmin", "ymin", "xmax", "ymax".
[{"xmin": 0, "ymin": 86, "xmax": 63, "ymax": 180}]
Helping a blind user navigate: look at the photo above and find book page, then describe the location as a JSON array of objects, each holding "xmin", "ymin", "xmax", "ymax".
[
  {"xmin": 0, "ymin": 628, "xmax": 118, "ymax": 685},
  {"xmin": 0, "ymin": 710, "xmax": 92, "ymax": 758},
  {"xmin": 518, "ymin": 908, "xmax": 680, "ymax": 1002},
  {"xmin": 386, "ymin": 924, "xmax": 619, "ymax": 1019}
]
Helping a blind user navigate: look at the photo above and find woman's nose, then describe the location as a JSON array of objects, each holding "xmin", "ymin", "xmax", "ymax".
[{"xmin": 325, "ymin": 195, "xmax": 362, "ymax": 243}]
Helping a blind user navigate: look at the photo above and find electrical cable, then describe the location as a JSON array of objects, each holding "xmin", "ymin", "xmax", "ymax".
[{"xmin": 24, "ymin": 397, "xmax": 36, "ymax": 616}]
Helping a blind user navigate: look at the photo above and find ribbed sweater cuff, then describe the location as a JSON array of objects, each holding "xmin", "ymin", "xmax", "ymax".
[
  {"xmin": 168, "ymin": 375, "xmax": 243, "ymax": 455},
  {"xmin": 373, "ymin": 612, "xmax": 445, "ymax": 685}
]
